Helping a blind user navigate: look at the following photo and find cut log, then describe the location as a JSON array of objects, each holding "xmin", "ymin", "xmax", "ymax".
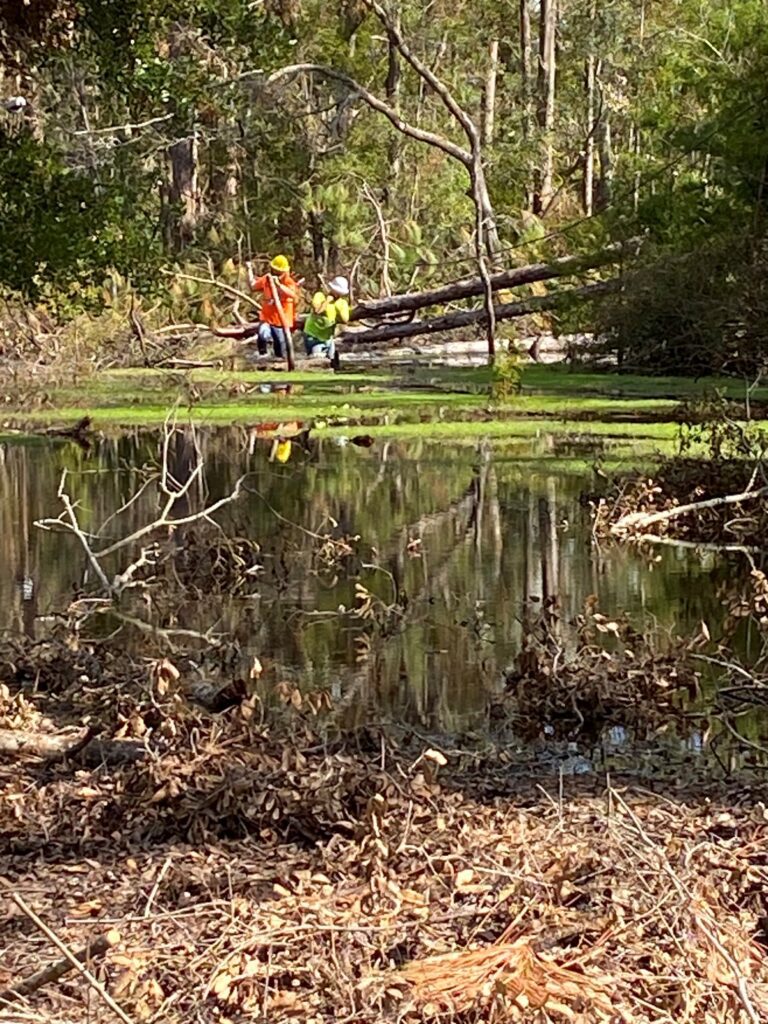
[
  {"xmin": 349, "ymin": 238, "xmax": 638, "ymax": 321},
  {"xmin": 339, "ymin": 279, "xmax": 618, "ymax": 346},
  {"xmin": 1, "ymin": 930, "xmax": 120, "ymax": 1002}
]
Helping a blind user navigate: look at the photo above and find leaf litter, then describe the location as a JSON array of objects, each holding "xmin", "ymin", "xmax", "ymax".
[{"xmin": 1, "ymin": 630, "xmax": 768, "ymax": 1024}]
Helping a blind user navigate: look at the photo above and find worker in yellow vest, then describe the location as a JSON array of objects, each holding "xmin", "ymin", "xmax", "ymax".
[{"xmin": 302, "ymin": 276, "xmax": 350, "ymax": 363}]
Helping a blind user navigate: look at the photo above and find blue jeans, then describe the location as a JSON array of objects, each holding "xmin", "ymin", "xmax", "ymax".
[
  {"xmin": 257, "ymin": 323, "xmax": 288, "ymax": 358},
  {"xmin": 303, "ymin": 332, "xmax": 335, "ymax": 359}
]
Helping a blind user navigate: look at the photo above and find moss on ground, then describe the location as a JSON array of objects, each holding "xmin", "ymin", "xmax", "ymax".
[{"xmin": 4, "ymin": 364, "xmax": 766, "ymax": 451}]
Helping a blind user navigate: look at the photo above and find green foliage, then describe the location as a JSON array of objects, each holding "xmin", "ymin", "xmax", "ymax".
[
  {"xmin": 1, "ymin": 0, "xmax": 767, "ymax": 367},
  {"xmin": 490, "ymin": 342, "xmax": 521, "ymax": 402},
  {"xmin": 676, "ymin": 389, "xmax": 767, "ymax": 462}
]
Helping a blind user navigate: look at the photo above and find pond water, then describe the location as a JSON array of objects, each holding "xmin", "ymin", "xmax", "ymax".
[{"xmin": 1, "ymin": 428, "xmax": 765, "ymax": 769}]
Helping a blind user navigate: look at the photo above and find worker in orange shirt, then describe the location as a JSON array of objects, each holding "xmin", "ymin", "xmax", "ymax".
[{"xmin": 245, "ymin": 254, "xmax": 300, "ymax": 358}]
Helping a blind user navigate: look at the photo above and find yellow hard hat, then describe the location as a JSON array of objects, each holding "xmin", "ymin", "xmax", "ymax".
[
  {"xmin": 270, "ymin": 254, "xmax": 290, "ymax": 273},
  {"xmin": 272, "ymin": 438, "xmax": 292, "ymax": 463}
]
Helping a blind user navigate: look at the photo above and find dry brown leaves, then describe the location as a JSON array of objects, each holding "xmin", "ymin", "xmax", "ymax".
[{"xmin": 2, "ymin": 633, "xmax": 768, "ymax": 1023}]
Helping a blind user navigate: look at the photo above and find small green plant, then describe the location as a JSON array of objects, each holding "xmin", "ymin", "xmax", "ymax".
[{"xmin": 490, "ymin": 342, "xmax": 521, "ymax": 402}]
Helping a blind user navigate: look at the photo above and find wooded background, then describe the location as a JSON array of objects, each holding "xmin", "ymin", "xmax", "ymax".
[{"xmin": 1, "ymin": 0, "xmax": 767, "ymax": 373}]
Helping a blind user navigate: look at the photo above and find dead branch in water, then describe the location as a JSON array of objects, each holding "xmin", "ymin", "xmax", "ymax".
[
  {"xmin": 611, "ymin": 484, "xmax": 768, "ymax": 538},
  {"xmin": 33, "ymin": 414, "xmax": 245, "ymax": 597}
]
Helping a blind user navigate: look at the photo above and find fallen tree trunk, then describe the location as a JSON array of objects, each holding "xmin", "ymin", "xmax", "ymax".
[
  {"xmin": 210, "ymin": 239, "xmax": 637, "ymax": 342},
  {"xmin": 338, "ymin": 279, "xmax": 618, "ymax": 345},
  {"xmin": 349, "ymin": 238, "xmax": 638, "ymax": 321}
]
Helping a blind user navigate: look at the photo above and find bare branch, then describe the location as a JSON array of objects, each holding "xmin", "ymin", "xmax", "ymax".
[
  {"xmin": 0, "ymin": 884, "xmax": 134, "ymax": 1024},
  {"xmin": 159, "ymin": 268, "xmax": 260, "ymax": 308},
  {"xmin": 364, "ymin": 0, "xmax": 479, "ymax": 147},
  {"xmin": 611, "ymin": 485, "xmax": 768, "ymax": 538},
  {"xmin": 262, "ymin": 63, "xmax": 472, "ymax": 167},
  {"xmin": 1, "ymin": 929, "xmax": 120, "ymax": 1003},
  {"xmin": 55, "ymin": 471, "xmax": 113, "ymax": 591},
  {"xmin": 71, "ymin": 112, "xmax": 174, "ymax": 136},
  {"xmin": 95, "ymin": 476, "xmax": 245, "ymax": 559}
]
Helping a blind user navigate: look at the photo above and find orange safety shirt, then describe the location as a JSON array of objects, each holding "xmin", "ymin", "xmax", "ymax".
[{"xmin": 253, "ymin": 273, "xmax": 300, "ymax": 327}]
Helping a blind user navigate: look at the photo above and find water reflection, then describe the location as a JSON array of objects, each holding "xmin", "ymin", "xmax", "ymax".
[{"xmin": 0, "ymin": 429, "xmax": 765, "ymax": 759}]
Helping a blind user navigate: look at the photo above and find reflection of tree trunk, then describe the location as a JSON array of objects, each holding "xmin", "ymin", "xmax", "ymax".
[
  {"xmin": 525, "ymin": 489, "xmax": 542, "ymax": 615},
  {"xmin": 168, "ymin": 429, "xmax": 201, "ymax": 522},
  {"xmin": 486, "ymin": 465, "xmax": 503, "ymax": 581},
  {"xmin": 546, "ymin": 477, "xmax": 559, "ymax": 599}
]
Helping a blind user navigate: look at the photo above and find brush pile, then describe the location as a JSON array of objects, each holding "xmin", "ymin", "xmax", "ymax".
[
  {"xmin": 592, "ymin": 458, "xmax": 768, "ymax": 549},
  {"xmin": 1, "ymin": 630, "xmax": 768, "ymax": 1024}
]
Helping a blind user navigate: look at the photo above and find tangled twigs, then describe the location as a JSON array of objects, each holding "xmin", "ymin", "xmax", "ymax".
[
  {"xmin": 610, "ymin": 484, "xmax": 768, "ymax": 540},
  {"xmin": 1, "ymin": 929, "xmax": 121, "ymax": 1003},
  {"xmin": 609, "ymin": 788, "xmax": 763, "ymax": 1024},
  {"xmin": 0, "ymin": 884, "xmax": 132, "ymax": 1024}
]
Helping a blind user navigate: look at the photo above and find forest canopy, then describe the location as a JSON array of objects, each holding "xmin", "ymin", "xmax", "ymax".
[{"xmin": 1, "ymin": 0, "xmax": 767, "ymax": 372}]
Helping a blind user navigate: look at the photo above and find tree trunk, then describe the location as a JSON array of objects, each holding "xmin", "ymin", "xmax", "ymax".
[
  {"xmin": 169, "ymin": 132, "xmax": 200, "ymax": 249},
  {"xmin": 534, "ymin": 0, "xmax": 557, "ymax": 215},
  {"xmin": 632, "ymin": 0, "xmax": 646, "ymax": 213},
  {"xmin": 340, "ymin": 279, "xmax": 618, "ymax": 345},
  {"xmin": 383, "ymin": 13, "xmax": 401, "ymax": 206},
  {"xmin": 350, "ymin": 238, "xmax": 637, "ymax": 320},
  {"xmin": 583, "ymin": 0, "xmax": 597, "ymax": 215},
  {"xmin": 519, "ymin": 0, "xmax": 533, "ymax": 210},
  {"xmin": 596, "ymin": 111, "xmax": 613, "ymax": 210},
  {"xmin": 482, "ymin": 39, "xmax": 499, "ymax": 147},
  {"xmin": 167, "ymin": 25, "xmax": 201, "ymax": 250},
  {"xmin": 0, "ymin": 727, "xmax": 146, "ymax": 764}
]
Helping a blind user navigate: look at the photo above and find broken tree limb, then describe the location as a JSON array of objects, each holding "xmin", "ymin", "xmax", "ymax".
[
  {"xmin": 611, "ymin": 485, "xmax": 768, "ymax": 538},
  {"xmin": 0, "ymin": 728, "xmax": 146, "ymax": 765},
  {"xmin": 1, "ymin": 929, "xmax": 121, "ymax": 1002},
  {"xmin": 349, "ymin": 238, "xmax": 638, "ymax": 321},
  {"xmin": 339, "ymin": 279, "xmax": 618, "ymax": 345}
]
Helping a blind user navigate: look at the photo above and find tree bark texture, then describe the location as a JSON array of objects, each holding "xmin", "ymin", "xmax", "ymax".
[
  {"xmin": 520, "ymin": 0, "xmax": 533, "ymax": 209},
  {"xmin": 339, "ymin": 279, "xmax": 617, "ymax": 345},
  {"xmin": 482, "ymin": 39, "xmax": 499, "ymax": 147}
]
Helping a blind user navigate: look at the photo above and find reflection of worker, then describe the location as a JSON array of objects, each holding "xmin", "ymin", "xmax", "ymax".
[
  {"xmin": 245, "ymin": 255, "xmax": 300, "ymax": 358},
  {"xmin": 302, "ymin": 276, "xmax": 350, "ymax": 362}
]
